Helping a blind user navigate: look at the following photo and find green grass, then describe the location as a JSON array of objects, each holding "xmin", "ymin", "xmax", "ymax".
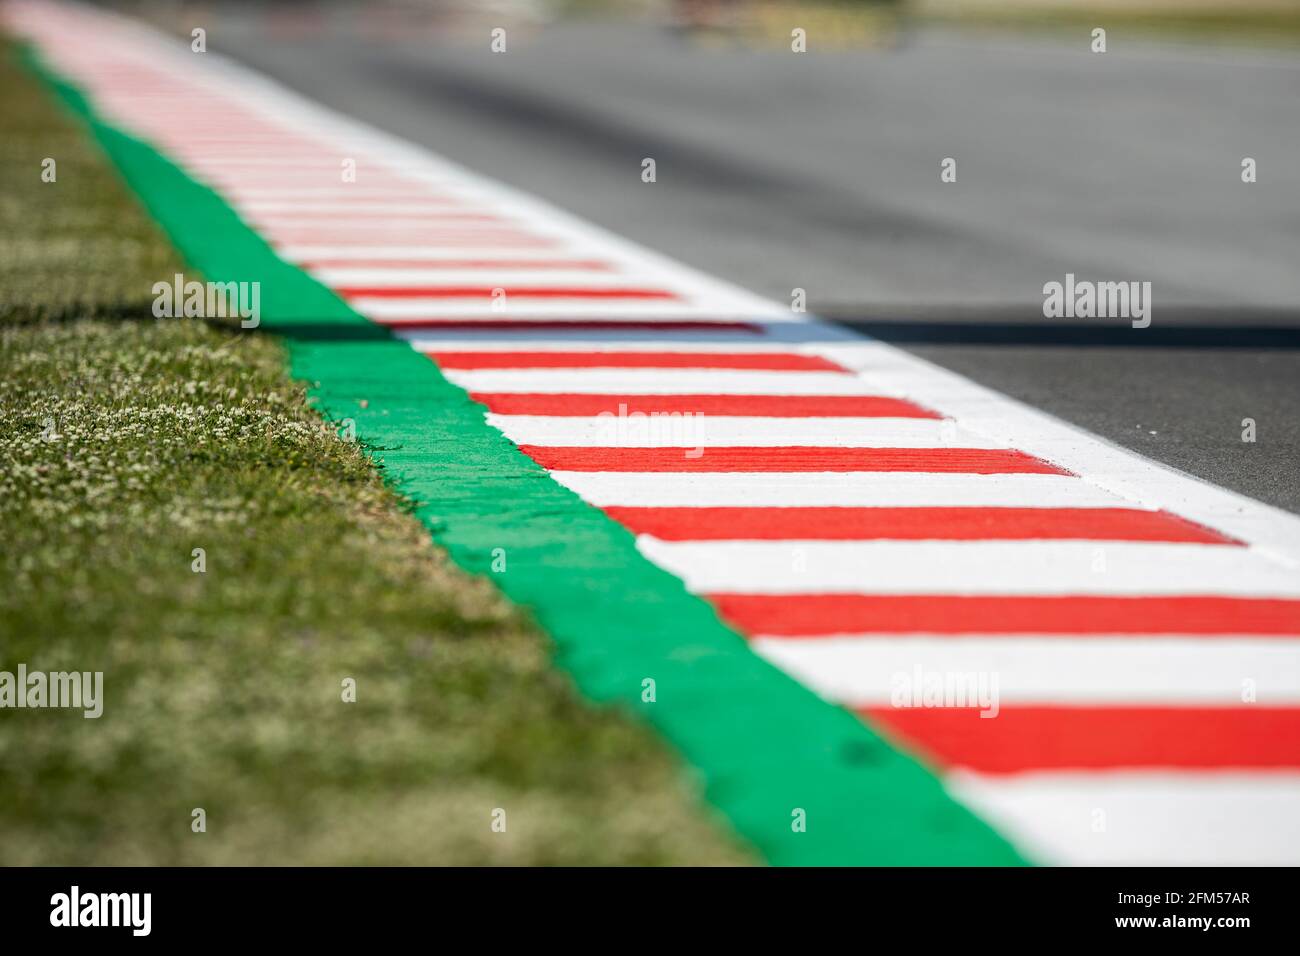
[
  {"xmin": 0, "ymin": 38, "xmax": 750, "ymax": 866},
  {"xmin": 914, "ymin": 1, "xmax": 1300, "ymax": 48}
]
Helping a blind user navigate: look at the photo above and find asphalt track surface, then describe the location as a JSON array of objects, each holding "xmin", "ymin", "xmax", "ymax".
[{"xmin": 207, "ymin": 16, "xmax": 1300, "ymax": 512}]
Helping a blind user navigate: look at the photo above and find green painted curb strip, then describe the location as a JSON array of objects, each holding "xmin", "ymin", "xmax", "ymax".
[{"xmin": 23, "ymin": 44, "xmax": 1027, "ymax": 866}]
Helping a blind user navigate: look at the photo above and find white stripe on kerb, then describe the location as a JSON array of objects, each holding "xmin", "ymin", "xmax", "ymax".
[
  {"xmin": 947, "ymin": 771, "xmax": 1300, "ymax": 865},
  {"xmin": 550, "ymin": 472, "xmax": 1130, "ymax": 508},
  {"xmin": 752, "ymin": 635, "xmax": 1300, "ymax": 706},
  {"xmin": 488, "ymin": 415, "xmax": 1003, "ymax": 448},
  {"xmin": 407, "ymin": 339, "xmax": 828, "ymax": 352},
  {"xmin": 636, "ymin": 539, "xmax": 1300, "ymax": 597}
]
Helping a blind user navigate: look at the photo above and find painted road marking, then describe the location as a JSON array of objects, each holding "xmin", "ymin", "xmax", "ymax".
[
  {"xmin": 489, "ymin": 416, "xmax": 998, "ymax": 448},
  {"xmin": 552, "ymin": 472, "xmax": 1129, "ymax": 508},
  {"xmin": 472, "ymin": 393, "xmax": 939, "ymax": 417},
  {"xmin": 754, "ymin": 635, "xmax": 1300, "ymax": 704},
  {"xmin": 357, "ymin": 301, "xmax": 771, "ymax": 320},
  {"xmin": 301, "ymin": 258, "xmax": 620, "ymax": 271},
  {"xmin": 391, "ymin": 319, "xmax": 768, "ymax": 332},
  {"xmin": 428, "ymin": 350, "xmax": 851, "ymax": 371},
  {"xmin": 866, "ymin": 707, "xmax": 1300, "ymax": 771},
  {"xmin": 314, "ymin": 270, "xmax": 663, "ymax": 288},
  {"xmin": 710, "ymin": 594, "xmax": 1300, "ymax": 635},
  {"xmin": 638, "ymin": 539, "xmax": 1300, "ymax": 595},
  {"xmin": 603, "ymin": 506, "xmax": 1238, "ymax": 543},
  {"xmin": 523, "ymin": 446, "xmax": 1066, "ymax": 474},
  {"xmin": 445, "ymin": 369, "xmax": 913, "ymax": 394},
  {"xmin": 948, "ymin": 772, "xmax": 1300, "ymax": 865}
]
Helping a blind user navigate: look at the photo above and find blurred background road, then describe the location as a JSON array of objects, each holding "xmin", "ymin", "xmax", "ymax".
[{"xmin": 134, "ymin": 0, "xmax": 1300, "ymax": 508}]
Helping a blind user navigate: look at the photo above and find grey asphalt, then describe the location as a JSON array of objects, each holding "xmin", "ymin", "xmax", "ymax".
[{"xmin": 205, "ymin": 13, "xmax": 1300, "ymax": 511}]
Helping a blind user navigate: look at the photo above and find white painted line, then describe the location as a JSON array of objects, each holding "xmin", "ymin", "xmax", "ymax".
[
  {"xmin": 753, "ymin": 635, "xmax": 1300, "ymax": 706},
  {"xmin": 637, "ymin": 539, "xmax": 1300, "ymax": 596},
  {"xmin": 395, "ymin": 324, "xmax": 853, "ymax": 345},
  {"xmin": 405, "ymin": 338, "xmax": 824, "ymax": 352},
  {"xmin": 488, "ymin": 414, "xmax": 1003, "ymax": 448},
  {"xmin": 947, "ymin": 770, "xmax": 1300, "ymax": 865},
  {"xmin": 550, "ymin": 471, "xmax": 1129, "ymax": 508}
]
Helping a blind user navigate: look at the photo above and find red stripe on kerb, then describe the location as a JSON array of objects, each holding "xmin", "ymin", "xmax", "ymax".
[
  {"xmin": 711, "ymin": 594, "xmax": 1300, "ymax": 636},
  {"xmin": 339, "ymin": 286, "xmax": 681, "ymax": 300},
  {"xmin": 470, "ymin": 393, "xmax": 940, "ymax": 418},
  {"xmin": 861, "ymin": 706, "xmax": 1300, "ymax": 773},
  {"xmin": 518, "ymin": 446, "xmax": 1067, "ymax": 474},
  {"xmin": 603, "ymin": 506, "xmax": 1239, "ymax": 544},
  {"xmin": 431, "ymin": 351, "xmax": 847, "ymax": 371}
]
